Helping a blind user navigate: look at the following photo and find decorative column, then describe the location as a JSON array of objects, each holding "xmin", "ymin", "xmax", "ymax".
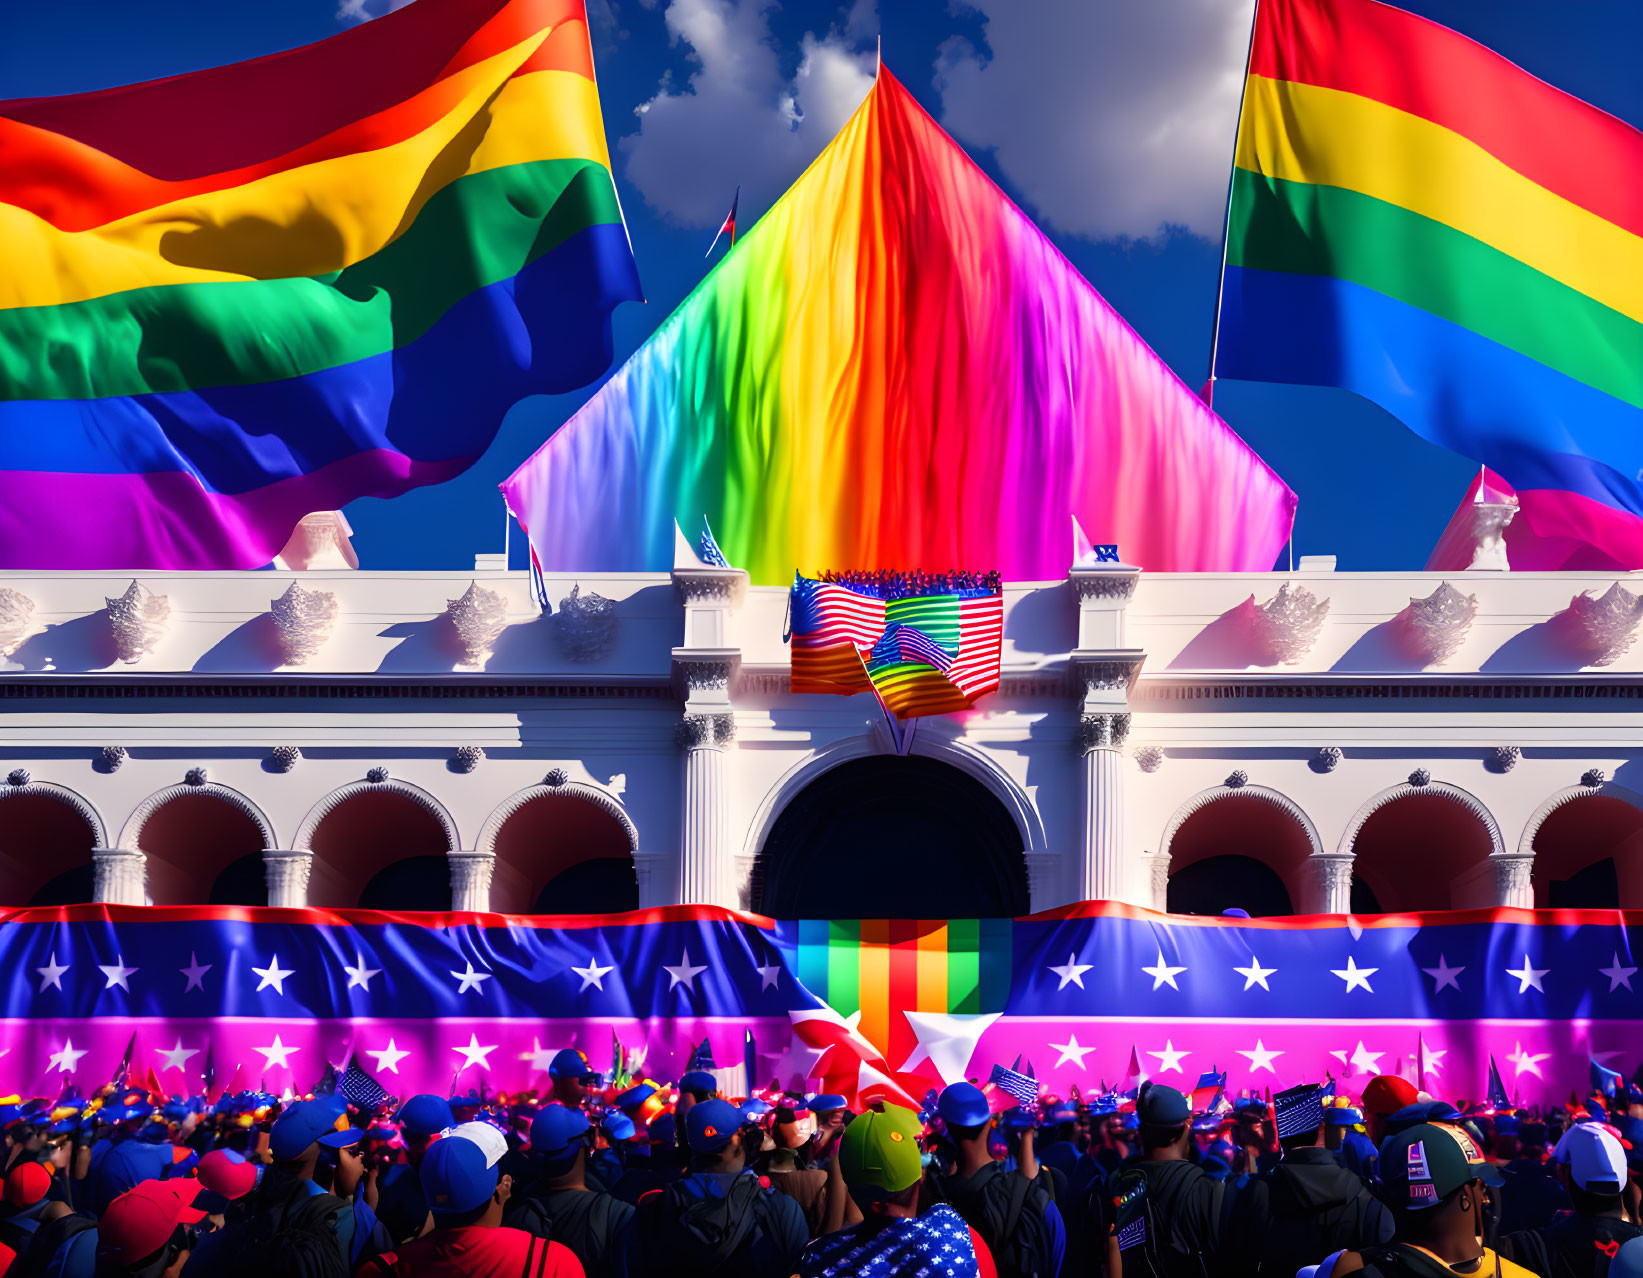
[
  {"xmin": 91, "ymin": 849, "xmax": 145, "ymax": 906},
  {"xmin": 1068, "ymin": 563, "xmax": 1146, "ymax": 907},
  {"xmin": 262, "ymin": 851, "xmax": 313, "ymax": 908},
  {"xmin": 672, "ymin": 526, "xmax": 749, "ymax": 909},
  {"xmin": 1137, "ymin": 849, "xmax": 1171, "ymax": 913},
  {"xmin": 1491, "ymin": 855, "xmax": 1535, "ymax": 909},
  {"xmin": 1305, "ymin": 853, "xmax": 1355, "ymax": 915},
  {"xmin": 448, "ymin": 853, "xmax": 496, "ymax": 912}
]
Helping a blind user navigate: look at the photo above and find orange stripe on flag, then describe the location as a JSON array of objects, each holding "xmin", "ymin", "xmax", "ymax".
[{"xmin": 858, "ymin": 919, "xmax": 890, "ymax": 1061}]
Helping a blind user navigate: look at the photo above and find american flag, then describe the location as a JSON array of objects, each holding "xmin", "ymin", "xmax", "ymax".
[
  {"xmin": 1273, "ymin": 1083, "xmax": 1325, "ymax": 1139},
  {"xmin": 789, "ymin": 576, "xmax": 886, "ymax": 695},
  {"xmin": 868, "ymin": 623, "xmax": 954, "ymax": 672},
  {"xmin": 989, "ymin": 1059, "xmax": 1040, "ymax": 1108},
  {"xmin": 339, "ymin": 1060, "xmax": 390, "ymax": 1116}
]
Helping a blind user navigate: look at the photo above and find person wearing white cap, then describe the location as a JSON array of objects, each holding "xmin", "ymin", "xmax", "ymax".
[{"xmin": 1497, "ymin": 1122, "xmax": 1643, "ymax": 1277}]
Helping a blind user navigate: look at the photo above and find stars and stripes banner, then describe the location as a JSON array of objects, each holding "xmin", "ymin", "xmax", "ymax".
[{"xmin": 1, "ymin": 902, "xmax": 1640, "ymax": 1105}]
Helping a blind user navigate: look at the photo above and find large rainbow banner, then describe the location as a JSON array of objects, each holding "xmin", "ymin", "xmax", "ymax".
[
  {"xmin": 502, "ymin": 68, "xmax": 1296, "ymax": 585},
  {"xmin": 1218, "ymin": 0, "xmax": 1643, "ymax": 570},
  {"xmin": 2, "ymin": 903, "xmax": 1637, "ymax": 1107},
  {"xmin": 0, "ymin": 0, "xmax": 641, "ymax": 570}
]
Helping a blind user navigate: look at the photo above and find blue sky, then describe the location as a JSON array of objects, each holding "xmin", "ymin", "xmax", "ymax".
[{"xmin": 5, "ymin": 0, "xmax": 1640, "ymax": 571}]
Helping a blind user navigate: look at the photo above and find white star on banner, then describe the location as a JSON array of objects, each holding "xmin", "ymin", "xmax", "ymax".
[
  {"xmin": 98, "ymin": 954, "xmax": 137, "ymax": 991},
  {"xmin": 664, "ymin": 950, "xmax": 708, "ymax": 990},
  {"xmin": 1505, "ymin": 955, "xmax": 1548, "ymax": 994},
  {"xmin": 1048, "ymin": 954, "xmax": 1093, "ymax": 990},
  {"xmin": 1331, "ymin": 956, "xmax": 1377, "ymax": 994},
  {"xmin": 254, "ymin": 1033, "xmax": 299, "ymax": 1071},
  {"xmin": 1142, "ymin": 949, "xmax": 1187, "ymax": 991},
  {"xmin": 1329, "ymin": 1041, "xmax": 1385, "ymax": 1076},
  {"xmin": 36, "ymin": 953, "xmax": 69, "ymax": 993},
  {"xmin": 252, "ymin": 955, "xmax": 294, "ymax": 995},
  {"xmin": 520, "ymin": 1037, "xmax": 557, "ymax": 1071},
  {"xmin": 1148, "ymin": 1040, "xmax": 1191, "ymax": 1074},
  {"xmin": 1233, "ymin": 957, "xmax": 1277, "ymax": 991},
  {"xmin": 1507, "ymin": 1040, "xmax": 1551, "ymax": 1078},
  {"xmin": 757, "ymin": 964, "xmax": 782, "ymax": 991},
  {"xmin": 1598, "ymin": 952, "xmax": 1637, "ymax": 993},
  {"xmin": 366, "ymin": 1039, "xmax": 410, "ymax": 1074},
  {"xmin": 572, "ymin": 959, "xmax": 614, "ymax": 992},
  {"xmin": 49, "ymin": 1039, "xmax": 88, "ymax": 1073},
  {"xmin": 180, "ymin": 953, "xmax": 211, "ymax": 993},
  {"xmin": 1051, "ymin": 1033, "xmax": 1093, "ymax": 1070},
  {"xmin": 1422, "ymin": 1043, "xmax": 1448, "ymax": 1075},
  {"xmin": 344, "ymin": 953, "xmax": 381, "ymax": 991},
  {"xmin": 899, "ymin": 1011, "xmax": 1002, "ymax": 1084},
  {"xmin": 1237, "ymin": 1038, "xmax": 1284, "ymax": 1074},
  {"xmin": 450, "ymin": 961, "xmax": 492, "ymax": 995},
  {"xmin": 452, "ymin": 1034, "xmax": 497, "ymax": 1071},
  {"xmin": 156, "ymin": 1039, "xmax": 198, "ymax": 1072},
  {"xmin": 1421, "ymin": 955, "xmax": 1464, "ymax": 993}
]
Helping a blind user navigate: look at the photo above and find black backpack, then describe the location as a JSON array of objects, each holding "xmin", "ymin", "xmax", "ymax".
[
  {"xmin": 1252, "ymin": 1175, "xmax": 1383, "ymax": 1276},
  {"xmin": 1109, "ymin": 1166, "xmax": 1226, "ymax": 1278},
  {"xmin": 212, "ymin": 1184, "xmax": 354, "ymax": 1278},
  {"xmin": 943, "ymin": 1164, "xmax": 1058, "ymax": 1278},
  {"xmin": 640, "ymin": 1176, "xmax": 780, "ymax": 1278}
]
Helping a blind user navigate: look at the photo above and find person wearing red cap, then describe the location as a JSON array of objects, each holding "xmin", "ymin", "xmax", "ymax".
[
  {"xmin": 1362, "ymin": 1077, "xmax": 1420, "ymax": 1150},
  {"xmin": 97, "ymin": 1179, "xmax": 206, "ymax": 1278}
]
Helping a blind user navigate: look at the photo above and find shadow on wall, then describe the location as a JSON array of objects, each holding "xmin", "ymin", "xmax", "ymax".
[
  {"xmin": 1478, "ymin": 612, "xmax": 1593, "ymax": 674},
  {"xmin": 193, "ymin": 613, "xmax": 285, "ymax": 673},
  {"xmin": 1003, "ymin": 583, "xmax": 1077, "ymax": 658},
  {"xmin": 9, "ymin": 612, "xmax": 117, "ymax": 672}
]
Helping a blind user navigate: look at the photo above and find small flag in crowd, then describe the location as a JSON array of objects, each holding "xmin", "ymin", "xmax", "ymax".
[
  {"xmin": 1118, "ymin": 1047, "xmax": 1145, "ymax": 1111},
  {"xmin": 989, "ymin": 1057, "xmax": 1040, "ymax": 1108},
  {"xmin": 1487, "ymin": 1055, "xmax": 1513, "ymax": 1112},
  {"xmin": 339, "ymin": 1060, "xmax": 390, "ymax": 1116},
  {"xmin": 687, "ymin": 1038, "xmax": 716, "ymax": 1072},
  {"xmin": 1592, "ymin": 1057, "xmax": 1623, "ymax": 1099},
  {"xmin": 313, "ymin": 1063, "xmax": 339, "ymax": 1096},
  {"xmin": 110, "ymin": 1034, "xmax": 136, "ymax": 1088},
  {"xmin": 1273, "ymin": 1083, "xmax": 1326, "ymax": 1140},
  {"xmin": 706, "ymin": 186, "xmax": 740, "ymax": 258}
]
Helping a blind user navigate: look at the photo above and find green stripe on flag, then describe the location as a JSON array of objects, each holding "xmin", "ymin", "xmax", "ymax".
[
  {"xmin": 948, "ymin": 918, "xmax": 981, "ymax": 1013},
  {"xmin": 827, "ymin": 919, "xmax": 861, "ymax": 1016}
]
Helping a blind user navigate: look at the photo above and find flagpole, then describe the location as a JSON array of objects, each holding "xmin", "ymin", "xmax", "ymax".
[{"xmin": 1203, "ymin": 0, "xmax": 1262, "ymax": 404}]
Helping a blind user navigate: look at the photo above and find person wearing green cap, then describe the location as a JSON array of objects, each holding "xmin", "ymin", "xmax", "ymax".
[{"xmin": 799, "ymin": 1106, "xmax": 996, "ymax": 1278}]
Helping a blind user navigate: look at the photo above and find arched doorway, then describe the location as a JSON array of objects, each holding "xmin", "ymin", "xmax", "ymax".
[
  {"xmin": 483, "ymin": 788, "xmax": 638, "ymax": 914},
  {"xmin": 754, "ymin": 755, "xmax": 1027, "ymax": 918},
  {"xmin": 1348, "ymin": 786, "xmax": 1501, "ymax": 911},
  {"xmin": 0, "ymin": 788, "xmax": 102, "ymax": 906},
  {"xmin": 1161, "ymin": 789, "xmax": 1318, "ymax": 916},
  {"xmin": 127, "ymin": 789, "xmax": 272, "ymax": 905},
  {"xmin": 301, "ymin": 783, "xmax": 456, "ymax": 909},
  {"xmin": 1529, "ymin": 792, "xmax": 1643, "ymax": 908}
]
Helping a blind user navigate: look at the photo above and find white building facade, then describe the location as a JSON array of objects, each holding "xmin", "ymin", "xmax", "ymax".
[{"xmin": 3, "ymin": 560, "xmax": 1642, "ymax": 920}]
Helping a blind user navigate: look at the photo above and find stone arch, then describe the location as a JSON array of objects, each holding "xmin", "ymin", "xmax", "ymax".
[
  {"xmin": 1159, "ymin": 785, "xmax": 1323, "ymax": 916},
  {"xmin": 294, "ymin": 777, "xmax": 459, "ymax": 909},
  {"xmin": 0, "ymin": 782, "xmax": 107, "ymax": 906},
  {"xmin": 116, "ymin": 782, "xmax": 277, "ymax": 906},
  {"xmin": 1341, "ymin": 781, "xmax": 1505, "ymax": 911},
  {"xmin": 1518, "ymin": 783, "xmax": 1643, "ymax": 908},
  {"xmin": 750, "ymin": 739, "xmax": 1032, "ymax": 918},
  {"xmin": 477, "ymin": 781, "xmax": 640, "ymax": 913},
  {"xmin": 118, "ymin": 783, "xmax": 275, "ymax": 852}
]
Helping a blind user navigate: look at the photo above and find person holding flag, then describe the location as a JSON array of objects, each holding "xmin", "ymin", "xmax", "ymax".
[{"xmin": 705, "ymin": 187, "xmax": 740, "ymax": 258}]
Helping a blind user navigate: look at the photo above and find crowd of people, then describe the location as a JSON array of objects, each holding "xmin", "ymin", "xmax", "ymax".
[{"xmin": 3, "ymin": 1046, "xmax": 1643, "ymax": 1278}]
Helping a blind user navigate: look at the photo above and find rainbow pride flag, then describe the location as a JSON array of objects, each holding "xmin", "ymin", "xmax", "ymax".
[
  {"xmin": 502, "ymin": 67, "xmax": 1295, "ymax": 584},
  {"xmin": 1218, "ymin": 0, "xmax": 1643, "ymax": 569},
  {"xmin": 0, "ymin": 0, "xmax": 641, "ymax": 569}
]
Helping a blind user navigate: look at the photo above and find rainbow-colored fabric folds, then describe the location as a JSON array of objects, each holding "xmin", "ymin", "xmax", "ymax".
[
  {"xmin": 0, "ymin": 0, "xmax": 640, "ymax": 569},
  {"xmin": 1219, "ymin": 0, "xmax": 1643, "ymax": 569},
  {"xmin": 502, "ymin": 68, "xmax": 1295, "ymax": 584}
]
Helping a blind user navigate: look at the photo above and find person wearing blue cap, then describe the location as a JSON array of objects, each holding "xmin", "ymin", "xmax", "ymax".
[
  {"xmin": 933, "ymin": 1081, "xmax": 1064, "ymax": 1278},
  {"xmin": 500, "ymin": 1104, "xmax": 634, "ymax": 1278},
  {"xmin": 1327, "ymin": 1106, "xmax": 1381, "ymax": 1189},
  {"xmin": 549, "ymin": 1050, "xmax": 600, "ymax": 1111},
  {"xmin": 390, "ymin": 1125, "xmax": 583, "ymax": 1278},
  {"xmin": 374, "ymin": 1094, "xmax": 456, "ymax": 1245},
  {"xmin": 628, "ymin": 1098, "xmax": 806, "ymax": 1278},
  {"xmin": 1104, "ymin": 1081, "xmax": 1226, "ymax": 1278},
  {"xmin": 1224, "ymin": 1084, "xmax": 1392, "ymax": 1278}
]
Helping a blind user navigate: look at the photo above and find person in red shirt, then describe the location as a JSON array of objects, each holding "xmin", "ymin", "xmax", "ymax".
[{"xmin": 383, "ymin": 1123, "xmax": 583, "ymax": 1278}]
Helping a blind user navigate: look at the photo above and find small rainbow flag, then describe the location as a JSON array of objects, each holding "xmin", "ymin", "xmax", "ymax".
[{"xmin": 0, "ymin": 0, "xmax": 641, "ymax": 569}]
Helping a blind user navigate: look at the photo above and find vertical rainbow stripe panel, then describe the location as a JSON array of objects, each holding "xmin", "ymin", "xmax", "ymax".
[
  {"xmin": 502, "ymin": 67, "xmax": 1295, "ymax": 585},
  {"xmin": 795, "ymin": 918, "xmax": 1013, "ymax": 1067},
  {"xmin": 0, "ymin": 0, "xmax": 641, "ymax": 569},
  {"xmin": 1219, "ymin": 0, "xmax": 1643, "ymax": 569}
]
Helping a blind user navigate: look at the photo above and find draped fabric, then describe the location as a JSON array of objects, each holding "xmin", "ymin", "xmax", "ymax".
[{"xmin": 2, "ymin": 902, "xmax": 1633, "ymax": 1104}]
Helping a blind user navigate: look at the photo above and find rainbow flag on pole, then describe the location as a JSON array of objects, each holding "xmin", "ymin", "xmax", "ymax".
[
  {"xmin": 1218, "ymin": 0, "xmax": 1643, "ymax": 569},
  {"xmin": 0, "ymin": 0, "xmax": 641, "ymax": 569}
]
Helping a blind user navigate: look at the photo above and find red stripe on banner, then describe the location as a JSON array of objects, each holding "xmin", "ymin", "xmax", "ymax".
[
  {"xmin": 1024, "ymin": 900, "xmax": 1643, "ymax": 929},
  {"xmin": 0, "ymin": 902, "xmax": 778, "ymax": 929}
]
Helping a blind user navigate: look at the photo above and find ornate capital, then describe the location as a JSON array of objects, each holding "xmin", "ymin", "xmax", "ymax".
[
  {"xmin": 271, "ymin": 582, "xmax": 338, "ymax": 666},
  {"xmin": 448, "ymin": 852, "xmax": 495, "ymax": 911},
  {"xmin": 1567, "ymin": 583, "xmax": 1643, "ymax": 667},
  {"xmin": 1253, "ymin": 582, "xmax": 1330, "ymax": 665},
  {"xmin": 92, "ymin": 848, "xmax": 146, "ymax": 906},
  {"xmin": 262, "ymin": 851, "xmax": 313, "ymax": 908},
  {"xmin": 1307, "ymin": 853, "xmax": 1355, "ymax": 913},
  {"xmin": 1069, "ymin": 568, "xmax": 1140, "ymax": 603},
  {"xmin": 673, "ymin": 569, "xmax": 748, "ymax": 606},
  {"xmin": 1491, "ymin": 855, "xmax": 1534, "ymax": 908},
  {"xmin": 1138, "ymin": 850, "xmax": 1171, "ymax": 913},
  {"xmin": 1068, "ymin": 651, "xmax": 1145, "ymax": 701},
  {"xmin": 106, "ymin": 580, "xmax": 169, "ymax": 664},
  {"xmin": 1403, "ymin": 581, "xmax": 1477, "ymax": 664},
  {"xmin": 675, "ymin": 657, "xmax": 735, "ymax": 693},
  {"xmin": 0, "ymin": 588, "xmax": 36, "ymax": 659},
  {"xmin": 1079, "ymin": 712, "xmax": 1130, "ymax": 752},
  {"xmin": 676, "ymin": 712, "xmax": 736, "ymax": 751},
  {"xmin": 447, "ymin": 581, "xmax": 509, "ymax": 667}
]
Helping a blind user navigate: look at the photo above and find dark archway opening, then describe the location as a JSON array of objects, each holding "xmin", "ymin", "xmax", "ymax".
[
  {"xmin": 210, "ymin": 854, "xmax": 268, "ymax": 907},
  {"xmin": 492, "ymin": 794, "xmax": 637, "ymax": 914},
  {"xmin": 1548, "ymin": 857, "xmax": 1620, "ymax": 909},
  {"xmin": 1352, "ymin": 794, "xmax": 1497, "ymax": 911},
  {"xmin": 1350, "ymin": 876, "xmax": 1383, "ymax": 914},
  {"xmin": 754, "ymin": 755, "xmax": 1027, "ymax": 919},
  {"xmin": 30, "ymin": 865, "xmax": 96, "ymax": 907},
  {"xmin": 359, "ymin": 856, "xmax": 452, "ymax": 911},
  {"xmin": 534, "ymin": 860, "xmax": 640, "ymax": 914},
  {"xmin": 138, "ymin": 794, "xmax": 267, "ymax": 905},
  {"xmin": 1167, "ymin": 855, "xmax": 1293, "ymax": 917},
  {"xmin": 1, "ymin": 794, "xmax": 97, "ymax": 906},
  {"xmin": 1532, "ymin": 796, "xmax": 1643, "ymax": 908}
]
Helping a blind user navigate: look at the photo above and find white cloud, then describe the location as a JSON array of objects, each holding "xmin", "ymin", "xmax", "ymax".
[
  {"xmin": 335, "ymin": 0, "xmax": 413, "ymax": 23},
  {"xmin": 620, "ymin": 0, "xmax": 878, "ymax": 228},
  {"xmin": 934, "ymin": 0, "xmax": 1251, "ymax": 242}
]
